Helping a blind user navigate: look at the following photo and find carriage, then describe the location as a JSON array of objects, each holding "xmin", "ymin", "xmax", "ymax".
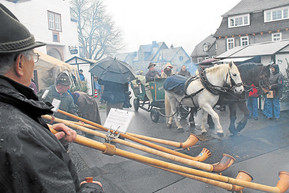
[{"xmin": 130, "ymin": 76, "xmax": 166, "ymax": 122}]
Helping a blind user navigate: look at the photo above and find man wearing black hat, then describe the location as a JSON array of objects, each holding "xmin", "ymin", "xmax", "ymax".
[
  {"xmin": 39, "ymin": 71, "xmax": 79, "ymax": 121},
  {"xmin": 145, "ymin": 63, "xmax": 160, "ymax": 102},
  {"xmin": 145, "ymin": 63, "xmax": 160, "ymax": 83},
  {"xmin": 0, "ymin": 3, "xmax": 103, "ymax": 193}
]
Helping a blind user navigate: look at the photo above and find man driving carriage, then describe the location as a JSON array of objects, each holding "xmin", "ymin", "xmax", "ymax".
[{"xmin": 145, "ymin": 63, "xmax": 161, "ymax": 102}]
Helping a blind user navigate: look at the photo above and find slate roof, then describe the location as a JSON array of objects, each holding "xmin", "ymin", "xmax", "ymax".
[
  {"xmin": 190, "ymin": 35, "xmax": 216, "ymax": 57},
  {"xmin": 154, "ymin": 47, "xmax": 184, "ymax": 62},
  {"xmin": 214, "ymin": 0, "xmax": 289, "ymax": 37},
  {"xmin": 223, "ymin": 0, "xmax": 289, "ymax": 17}
]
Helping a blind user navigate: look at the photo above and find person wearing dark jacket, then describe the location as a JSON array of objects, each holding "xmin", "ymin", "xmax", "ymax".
[
  {"xmin": 38, "ymin": 71, "xmax": 79, "ymax": 121},
  {"xmin": 178, "ymin": 65, "xmax": 191, "ymax": 77},
  {"xmin": 0, "ymin": 3, "xmax": 103, "ymax": 193},
  {"xmin": 263, "ymin": 64, "xmax": 283, "ymax": 120}
]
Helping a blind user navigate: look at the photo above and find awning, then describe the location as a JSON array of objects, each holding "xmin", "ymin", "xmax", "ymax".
[
  {"xmin": 216, "ymin": 40, "xmax": 289, "ymax": 59},
  {"xmin": 218, "ymin": 57, "xmax": 253, "ymax": 63}
]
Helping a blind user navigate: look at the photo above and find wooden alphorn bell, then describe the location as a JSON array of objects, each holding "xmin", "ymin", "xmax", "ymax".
[
  {"xmin": 49, "ymin": 127, "xmax": 289, "ymax": 193},
  {"xmin": 56, "ymin": 109, "xmax": 212, "ymax": 162},
  {"xmin": 45, "ymin": 117, "xmax": 234, "ymax": 172}
]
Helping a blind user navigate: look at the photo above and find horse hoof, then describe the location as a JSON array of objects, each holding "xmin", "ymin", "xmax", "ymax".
[
  {"xmin": 217, "ymin": 132, "xmax": 224, "ymax": 137},
  {"xmin": 167, "ymin": 123, "xmax": 172, "ymax": 128},
  {"xmin": 177, "ymin": 127, "xmax": 184, "ymax": 132},
  {"xmin": 201, "ymin": 130, "xmax": 207, "ymax": 135},
  {"xmin": 229, "ymin": 127, "xmax": 237, "ymax": 135},
  {"xmin": 237, "ymin": 121, "xmax": 247, "ymax": 132},
  {"xmin": 189, "ymin": 122, "xmax": 195, "ymax": 127}
]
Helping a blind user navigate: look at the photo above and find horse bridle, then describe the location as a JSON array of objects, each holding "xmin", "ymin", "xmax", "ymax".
[{"xmin": 226, "ymin": 71, "xmax": 244, "ymax": 92}]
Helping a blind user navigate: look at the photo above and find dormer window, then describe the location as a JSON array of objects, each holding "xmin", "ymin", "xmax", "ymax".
[
  {"xmin": 228, "ymin": 14, "xmax": 250, "ymax": 28},
  {"xmin": 203, "ymin": 43, "xmax": 211, "ymax": 52},
  {"xmin": 264, "ymin": 6, "xmax": 289, "ymax": 22}
]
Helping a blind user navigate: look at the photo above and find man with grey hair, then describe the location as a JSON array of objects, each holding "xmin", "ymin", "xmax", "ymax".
[
  {"xmin": 38, "ymin": 71, "xmax": 79, "ymax": 121},
  {"xmin": 0, "ymin": 3, "xmax": 103, "ymax": 193}
]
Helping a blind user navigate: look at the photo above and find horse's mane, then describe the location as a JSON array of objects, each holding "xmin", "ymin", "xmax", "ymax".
[
  {"xmin": 204, "ymin": 63, "xmax": 230, "ymax": 74},
  {"xmin": 238, "ymin": 62, "xmax": 263, "ymax": 69}
]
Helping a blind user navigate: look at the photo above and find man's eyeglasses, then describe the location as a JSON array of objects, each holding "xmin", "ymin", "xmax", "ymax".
[{"xmin": 32, "ymin": 53, "xmax": 40, "ymax": 63}]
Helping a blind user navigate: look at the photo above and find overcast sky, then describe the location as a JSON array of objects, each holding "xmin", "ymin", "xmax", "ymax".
[{"xmin": 103, "ymin": 0, "xmax": 241, "ymax": 54}]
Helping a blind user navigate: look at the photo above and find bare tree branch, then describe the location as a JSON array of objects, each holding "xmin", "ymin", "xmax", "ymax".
[{"xmin": 71, "ymin": 0, "xmax": 123, "ymax": 60}]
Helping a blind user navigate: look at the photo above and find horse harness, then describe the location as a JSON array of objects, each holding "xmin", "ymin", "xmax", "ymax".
[{"xmin": 181, "ymin": 66, "xmax": 240, "ymax": 109}]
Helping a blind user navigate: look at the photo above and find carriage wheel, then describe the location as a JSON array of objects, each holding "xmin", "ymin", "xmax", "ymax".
[
  {"xmin": 151, "ymin": 108, "xmax": 160, "ymax": 123},
  {"xmin": 133, "ymin": 98, "xmax": 140, "ymax": 111}
]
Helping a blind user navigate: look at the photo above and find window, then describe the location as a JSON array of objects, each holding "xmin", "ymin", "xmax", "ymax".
[
  {"xmin": 52, "ymin": 31, "xmax": 60, "ymax": 42},
  {"xmin": 197, "ymin": 57, "xmax": 202, "ymax": 63},
  {"xmin": 179, "ymin": 56, "xmax": 183, "ymax": 61},
  {"xmin": 228, "ymin": 14, "xmax": 250, "ymax": 28},
  {"xmin": 272, "ymin": 33, "xmax": 282, "ymax": 41},
  {"xmin": 265, "ymin": 6, "xmax": 289, "ymax": 22},
  {"xmin": 48, "ymin": 11, "xmax": 62, "ymax": 31},
  {"xmin": 240, "ymin": 36, "xmax": 249, "ymax": 46},
  {"xmin": 227, "ymin": 38, "xmax": 235, "ymax": 50}
]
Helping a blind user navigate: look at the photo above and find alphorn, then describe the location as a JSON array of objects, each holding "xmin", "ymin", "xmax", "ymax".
[
  {"xmin": 127, "ymin": 133, "xmax": 198, "ymax": 149},
  {"xmin": 50, "ymin": 128, "xmax": 289, "ymax": 193},
  {"xmin": 154, "ymin": 166, "xmax": 253, "ymax": 192},
  {"xmin": 73, "ymin": 121, "xmax": 198, "ymax": 149},
  {"xmin": 56, "ymin": 109, "xmax": 211, "ymax": 162},
  {"xmin": 45, "ymin": 119, "xmax": 233, "ymax": 172}
]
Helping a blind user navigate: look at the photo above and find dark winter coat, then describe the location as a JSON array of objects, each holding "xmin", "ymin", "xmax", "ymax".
[
  {"xmin": 0, "ymin": 76, "xmax": 102, "ymax": 193},
  {"xmin": 38, "ymin": 85, "xmax": 78, "ymax": 120},
  {"xmin": 145, "ymin": 70, "xmax": 160, "ymax": 82},
  {"xmin": 270, "ymin": 65, "xmax": 283, "ymax": 98},
  {"xmin": 99, "ymin": 80, "xmax": 126, "ymax": 105},
  {"xmin": 178, "ymin": 69, "xmax": 191, "ymax": 78}
]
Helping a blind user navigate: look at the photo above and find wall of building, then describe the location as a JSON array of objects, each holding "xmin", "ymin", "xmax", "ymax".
[
  {"xmin": 2, "ymin": 0, "xmax": 79, "ymax": 61},
  {"xmin": 276, "ymin": 53, "xmax": 289, "ymax": 77}
]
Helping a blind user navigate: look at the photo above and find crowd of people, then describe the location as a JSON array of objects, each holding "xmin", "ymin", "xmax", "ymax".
[{"xmin": 0, "ymin": 3, "xmax": 287, "ymax": 193}]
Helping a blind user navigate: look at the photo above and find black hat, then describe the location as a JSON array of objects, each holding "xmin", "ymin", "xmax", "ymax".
[
  {"xmin": 56, "ymin": 72, "xmax": 71, "ymax": 86},
  {"xmin": 148, "ymin": 63, "xmax": 156, "ymax": 69},
  {"xmin": 0, "ymin": 3, "xmax": 45, "ymax": 53}
]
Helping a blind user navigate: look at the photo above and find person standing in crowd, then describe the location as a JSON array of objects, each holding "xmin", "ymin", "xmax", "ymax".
[
  {"xmin": 263, "ymin": 64, "xmax": 283, "ymax": 120},
  {"xmin": 145, "ymin": 63, "xmax": 160, "ymax": 82},
  {"xmin": 161, "ymin": 63, "xmax": 173, "ymax": 78},
  {"xmin": 247, "ymin": 84, "xmax": 259, "ymax": 120},
  {"xmin": 38, "ymin": 71, "xmax": 79, "ymax": 120},
  {"xmin": 0, "ymin": 3, "xmax": 103, "ymax": 192},
  {"xmin": 99, "ymin": 79, "xmax": 129, "ymax": 115},
  {"xmin": 93, "ymin": 76, "xmax": 102, "ymax": 98},
  {"xmin": 79, "ymin": 69, "xmax": 85, "ymax": 81},
  {"xmin": 178, "ymin": 65, "xmax": 191, "ymax": 77}
]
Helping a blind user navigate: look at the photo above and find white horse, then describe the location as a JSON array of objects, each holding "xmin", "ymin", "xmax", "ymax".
[{"xmin": 164, "ymin": 62, "xmax": 244, "ymax": 137}]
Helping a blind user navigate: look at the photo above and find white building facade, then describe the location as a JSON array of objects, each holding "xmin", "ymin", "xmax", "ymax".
[{"xmin": 1, "ymin": 0, "xmax": 79, "ymax": 61}]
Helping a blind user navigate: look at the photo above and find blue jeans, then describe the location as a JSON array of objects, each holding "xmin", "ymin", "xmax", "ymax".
[
  {"xmin": 263, "ymin": 98, "xmax": 280, "ymax": 119},
  {"xmin": 247, "ymin": 97, "xmax": 258, "ymax": 118}
]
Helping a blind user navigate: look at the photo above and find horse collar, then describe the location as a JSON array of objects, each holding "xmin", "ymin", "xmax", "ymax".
[{"xmin": 199, "ymin": 66, "xmax": 228, "ymax": 95}]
